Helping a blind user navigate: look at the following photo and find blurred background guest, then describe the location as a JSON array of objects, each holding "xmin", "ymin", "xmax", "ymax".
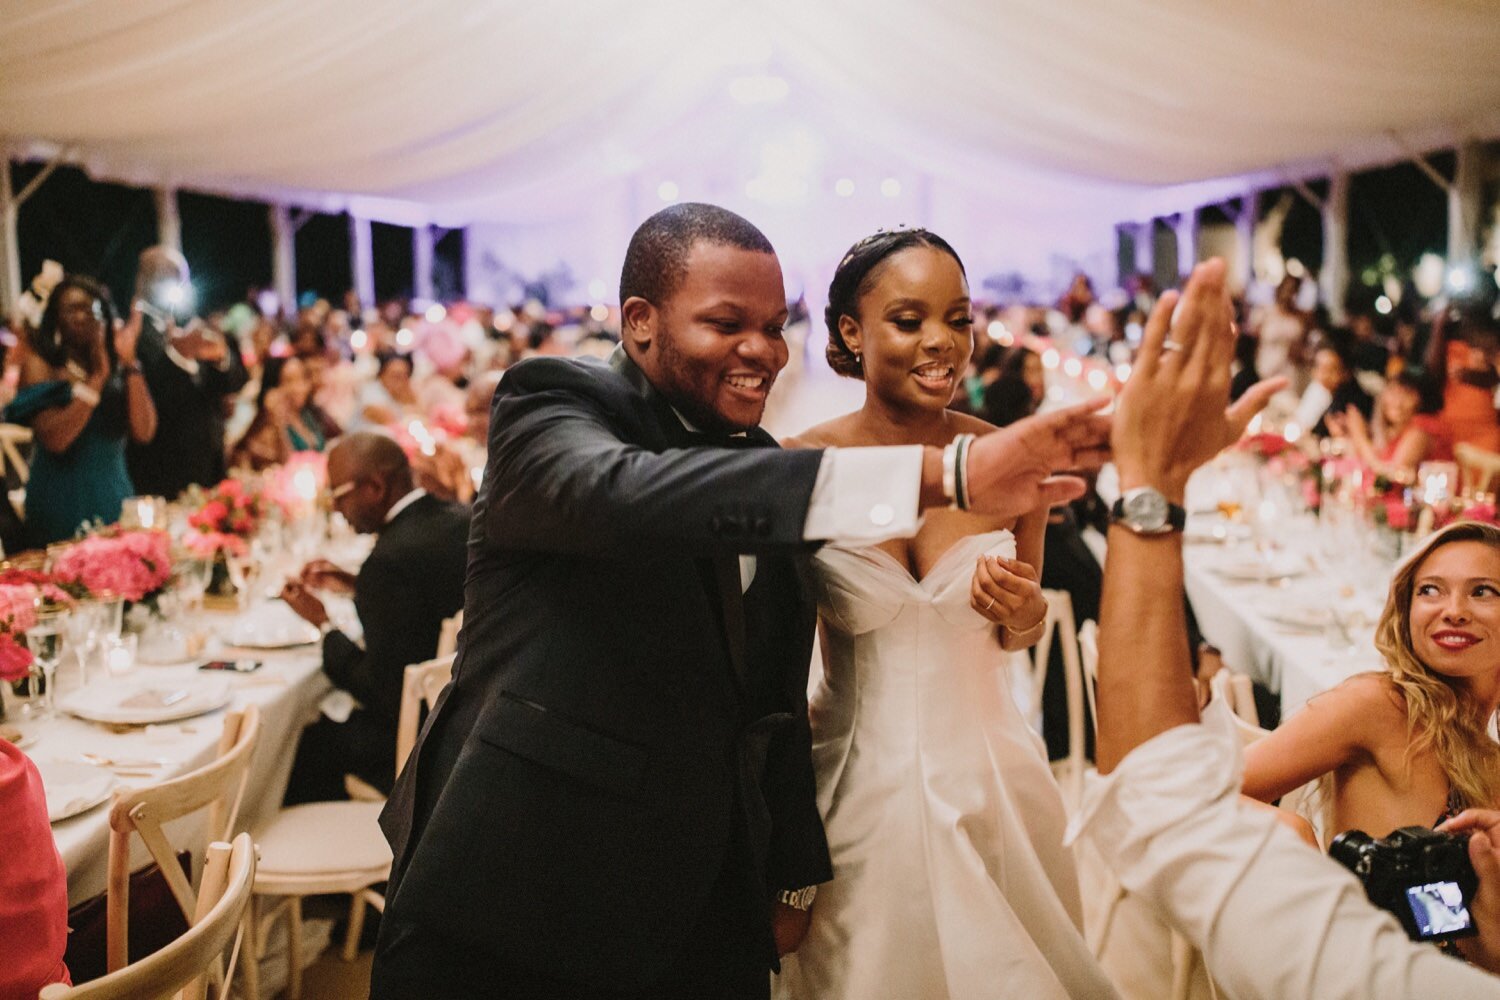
[
  {"xmin": 228, "ymin": 355, "xmax": 339, "ymax": 471},
  {"xmin": 1303, "ymin": 341, "xmax": 1373, "ymax": 437},
  {"xmin": 6, "ymin": 275, "xmax": 156, "ymax": 546},
  {"xmin": 1251, "ymin": 274, "xmax": 1311, "ymax": 391},
  {"xmin": 355, "ymin": 352, "xmax": 419, "ymax": 429},
  {"xmin": 125, "ymin": 246, "xmax": 247, "ymax": 499},
  {"xmin": 1327, "ymin": 370, "xmax": 1448, "ymax": 480}
]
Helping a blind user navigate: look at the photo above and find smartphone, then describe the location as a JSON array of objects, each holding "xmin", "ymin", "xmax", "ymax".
[{"xmin": 199, "ymin": 659, "xmax": 263, "ymax": 673}]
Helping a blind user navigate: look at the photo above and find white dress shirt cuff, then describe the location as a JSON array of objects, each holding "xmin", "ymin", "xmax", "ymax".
[
  {"xmin": 164, "ymin": 342, "xmax": 200, "ymax": 375},
  {"xmin": 802, "ymin": 445, "xmax": 924, "ymax": 543}
]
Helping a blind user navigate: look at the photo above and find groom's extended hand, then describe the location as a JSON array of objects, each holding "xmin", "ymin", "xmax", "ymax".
[
  {"xmin": 958, "ymin": 398, "xmax": 1113, "ymax": 521},
  {"xmin": 772, "ymin": 901, "xmax": 812, "ymax": 956}
]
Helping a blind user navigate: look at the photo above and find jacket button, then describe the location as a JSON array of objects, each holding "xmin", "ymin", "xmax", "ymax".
[{"xmin": 870, "ymin": 503, "xmax": 895, "ymax": 527}]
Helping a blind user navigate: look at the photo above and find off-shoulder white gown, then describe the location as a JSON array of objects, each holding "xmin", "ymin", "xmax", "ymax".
[{"xmin": 775, "ymin": 530, "xmax": 1116, "ymax": 1000}]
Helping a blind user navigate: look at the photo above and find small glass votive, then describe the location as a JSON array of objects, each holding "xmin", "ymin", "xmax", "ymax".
[
  {"xmin": 120, "ymin": 495, "xmax": 167, "ymax": 531},
  {"xmin": 102, "ymin": 634, "xmax": 138, "ymax": 677}
]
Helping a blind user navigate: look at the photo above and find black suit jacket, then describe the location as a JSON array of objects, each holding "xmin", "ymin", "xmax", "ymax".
[
  {"xmin": 324, "ymin": 493, "xmax": 469, "ymax": 742},
  {"xmin": 126, "ymin": 321, "xmax": 247, "ymax": 498},
  {"xmin": 379, "ymin": 350, "xmax": 832, "ymax": 989}
]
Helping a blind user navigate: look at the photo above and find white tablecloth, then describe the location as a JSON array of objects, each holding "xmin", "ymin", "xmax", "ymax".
[
  {"xmin": 21, "ymin": 612, "xmax": 333, "ymax": 904},
  {"xmin": 1094, "ymin": 462, "xmax": 1391, "ymax": 720},
  {"xmin": 1180, "ymin": 529, "xmax": 1384, "ymax": 717}
]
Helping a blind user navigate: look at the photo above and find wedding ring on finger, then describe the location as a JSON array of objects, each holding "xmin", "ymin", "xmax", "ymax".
[
  {"xmin": 983, "ymin": 596, "xmax": 996, "ymax": 612},
  {"xmin": 1161, "ymin": 339, "xmax": 1185, "ymax": 354}
]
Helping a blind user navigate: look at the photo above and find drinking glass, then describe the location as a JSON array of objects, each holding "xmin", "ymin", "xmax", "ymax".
[
  {"xmin": 93, "ymin": 595, "xmax": 125, "ymax": 640},
  {"xmin": 23, "ymin": 607, "xmax": 68, "ymax": 719},
  {"xmin": 61, "ymin": 604, "xmax": 101, "ymax": 689}
]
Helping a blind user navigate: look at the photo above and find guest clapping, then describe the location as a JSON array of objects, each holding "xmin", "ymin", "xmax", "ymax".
[
  {"xmin": 6, "ymin": 276, "xmax": 157, "ymax": 547},
  {"xmin": 1325, "ymin": 370, "xmax": 1448, "ymax": 481}
]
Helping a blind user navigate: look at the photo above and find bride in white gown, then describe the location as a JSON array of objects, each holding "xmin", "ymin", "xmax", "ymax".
[{"xmin": 776, "ymin": 230, "xmax": 1116, "ymax": 999}]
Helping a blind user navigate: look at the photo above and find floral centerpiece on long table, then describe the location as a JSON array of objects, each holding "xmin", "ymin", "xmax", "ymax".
[{"xmin": 49, "ymin": 529, "xmax": 174, "ymax": 605}]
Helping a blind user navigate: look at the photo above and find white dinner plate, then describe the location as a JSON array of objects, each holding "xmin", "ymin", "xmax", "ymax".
[
  {"xmin": 35, "ymin": 759, "xmax": 118, "ymax": 823},
  {"xmin": 60, "ymin": 676, "xmax": 232, "ymax": 725},
  {"xmin": 1213, "ymin": 557, "xmax": 1306, "ymax": 582},
  {"xmin": 228, "ymin": 603, "xmax": 321, "ymax": 649},
  {"xmin": 1260, "ymin": 601, "xmax": 1332, "ymax": 631}
]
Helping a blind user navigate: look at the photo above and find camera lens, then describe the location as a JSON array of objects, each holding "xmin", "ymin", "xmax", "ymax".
[{"xmin": 1329, "ymin": 829, "xmax": 1374, "ymax": 873}]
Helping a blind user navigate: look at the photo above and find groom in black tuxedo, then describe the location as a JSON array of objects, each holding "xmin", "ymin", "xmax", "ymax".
[{"xmin": 374, "ymin": 204, "xmax": 1113, "ymax": 999}]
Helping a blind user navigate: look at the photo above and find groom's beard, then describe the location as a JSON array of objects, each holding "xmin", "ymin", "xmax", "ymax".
[{"xmin": 653, "ymin": 335, "xmax": 776, "ymax": 435}]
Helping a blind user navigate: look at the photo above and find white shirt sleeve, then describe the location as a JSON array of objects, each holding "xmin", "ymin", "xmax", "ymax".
[
  {"xmin": 164, "ymin": 341, "xmax": 201, "ymax": 376},
  {"xmin": 802, "ymin": 445, "xmax": 924, "ymax": 543},
  {"xmin": 1065, "ymin": 701, "xmax": 1500, "ymax": 1000}
]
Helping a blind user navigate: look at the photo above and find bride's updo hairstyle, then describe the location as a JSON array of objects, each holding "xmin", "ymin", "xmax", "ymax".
[
  {"xmin": 824, "ymin": 228, "xmax": 965, "ymax": 380},
  {"xmin": 1376, "ymin": 520, "xmax": 1500, "ymax": 811}
]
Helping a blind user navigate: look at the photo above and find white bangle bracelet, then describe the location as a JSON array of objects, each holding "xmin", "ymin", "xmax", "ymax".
[{"xmin": 70, "ymin": 382, "xmax": 100, "ymax": 408}]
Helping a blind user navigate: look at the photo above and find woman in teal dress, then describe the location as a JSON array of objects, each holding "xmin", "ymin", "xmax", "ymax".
[{"xmin": 7, "ymin": 276, "xmax": 158, "ymax": 548}]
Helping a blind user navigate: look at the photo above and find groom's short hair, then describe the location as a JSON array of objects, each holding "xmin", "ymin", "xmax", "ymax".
[{"xmin": 619, "ymin": 203, "xmax": 775, "ymax": 307}]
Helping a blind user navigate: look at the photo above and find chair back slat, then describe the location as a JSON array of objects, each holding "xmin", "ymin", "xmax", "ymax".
[{"xmin": 436, "ymin": 610, "xmax": 463, "ymax": 657}]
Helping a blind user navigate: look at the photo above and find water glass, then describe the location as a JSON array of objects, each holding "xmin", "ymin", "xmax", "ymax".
[
  {"xmin": 62, "ymin": 606, "xmax": 101, "ymax": 689},
  {"xmin": 23, "ymin": 607, "xmax": 68, "ymax": 719},
  {"xmin": 93, "ymin": 595, "xmax": 125, "ymax": 639}
]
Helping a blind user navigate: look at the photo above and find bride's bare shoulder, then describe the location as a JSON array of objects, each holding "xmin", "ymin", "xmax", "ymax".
[{"xmin": 780, "ymin": 413, "xmax": 861, "ymax": 449}]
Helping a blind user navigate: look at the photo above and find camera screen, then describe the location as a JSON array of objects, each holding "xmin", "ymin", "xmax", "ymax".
[{"xmin": 1405, "ymin": 881, "xmax": 1473, "ymax": 938}]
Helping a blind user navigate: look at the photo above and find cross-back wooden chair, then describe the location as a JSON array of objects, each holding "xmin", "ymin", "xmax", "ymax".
[
  {"xmin": 44, "ymin": 833, "xmax": 256, "ymax": 1000},
  {"xmin": 105, "ymin": 705, "xmax": 260, "ymax": 974},
  {"xmin": 1030, "ymin": 589, "xmax": 1088, "ymax": 809}
]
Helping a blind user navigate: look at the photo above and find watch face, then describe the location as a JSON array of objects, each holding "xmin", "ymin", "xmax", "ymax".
[{"xmin": 1124, "ymin": 490, "xmax": 1169, "ymax": 531}]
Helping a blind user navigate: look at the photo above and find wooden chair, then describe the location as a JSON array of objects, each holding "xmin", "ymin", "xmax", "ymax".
[
  {"xmin": 1077, "ymin": 618, "xmax": 1099, "ymax": 738},
  {"xmin": 106, "ymin": 706, "xmax": 260, "ymax": 974},
  {"xmin": 1030, "ymin": 589, "xmax": 1088, "ymax": 809},
  {"xmin": 1456, "ymin": 442, "xmax": 1500, "ymax": 497},
  {"xmin": 42, "ymin": 833, "xmax": 256, "ymax": 1000},
  {"xmin": 239, "ymin": 656, "xmax": 457, "ymax": 997},
  {"xmin": 396, "ymin": 653, "xmax": 454, "ymax": 776},
  {"xmin": 343, "ymin": 653, "xmax": 455, "ymax": 802},
  {"xmin": 436, "ymin": 609, "xmax": 463, "ymax": 657}
]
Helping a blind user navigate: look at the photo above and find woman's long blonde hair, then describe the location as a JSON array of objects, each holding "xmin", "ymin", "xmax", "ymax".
[{"xmin": 1374, "ymin": 521, "xmax": 1500, "ymax": 811}]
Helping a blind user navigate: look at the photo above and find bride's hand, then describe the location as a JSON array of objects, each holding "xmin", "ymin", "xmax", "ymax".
[{"xmin": 971, "ymin": 555, "xmax": 1046, "ymax": 632}]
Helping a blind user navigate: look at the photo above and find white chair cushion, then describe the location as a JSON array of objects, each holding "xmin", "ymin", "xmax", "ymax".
[{"xmin": 254, "ymin": 801, "xmax": 392, "ymax": 876}]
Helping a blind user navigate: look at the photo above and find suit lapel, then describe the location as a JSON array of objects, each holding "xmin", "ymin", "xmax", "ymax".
[{"xmin": 610, "ymin": 347, "xmax": 753, "ymax": 697}]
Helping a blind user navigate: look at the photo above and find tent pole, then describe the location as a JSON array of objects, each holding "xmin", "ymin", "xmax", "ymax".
[
  {"xmin": 1174, "ymin": 208, "xmax": 1199, "ymax": 280},
  {"xmin": 413, "ymin": 224, "xmax": 434, "ymax": 302},
  {"xmin": 349, "ymin": 214, "xmax": 375, "ymax": 309},
  {"xmin": 269, "ymin": 204, "xmax": 297, "ymax": 317},
  {"xmin": 1133, "ymin": 221, "xmax": 1153, "ymax": 279},
  {"xmin": 1449, "ymin": 139, "xmax": 1483, "ymax": 272},
  {"xmin": 154, "ymin": 186, "xmax": 181, "ymax": 252},
  {"xmin": 1320, "ymin": 168, "xmax": 1350, "ymax": 324},
  {"xmin": 1231, "ymin": 190, "xmax": 1258, "ymax": 293},
  {"xmin": 1, "ymin": 159, "xmax": 19, "ymax": 317}
]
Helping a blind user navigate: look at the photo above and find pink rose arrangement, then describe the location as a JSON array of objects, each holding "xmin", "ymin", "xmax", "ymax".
[
  {"xmin": 185, "ymin": 477, "xmax": 267, "ymax": 557},
  {"xmin": 0, "ymin": 583, "xmax": 38, "ymax": 682},
  {"xmin": 50, "ymin": 529, "xmax": 173, "ymax": 603},
  {"xmin": 1235, "ymin": 433, "xmax": 1299, "ymax": 460}
]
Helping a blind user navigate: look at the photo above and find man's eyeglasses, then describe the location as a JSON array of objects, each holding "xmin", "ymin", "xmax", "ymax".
[{"xmin": 329, "ymin": 481, "xmax": 357, "ymax": 501}]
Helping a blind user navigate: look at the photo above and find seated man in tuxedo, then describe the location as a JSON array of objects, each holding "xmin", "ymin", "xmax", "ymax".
[{"xmin": 280, "ymin": 432, "xmax": 469, "ymax": 803}]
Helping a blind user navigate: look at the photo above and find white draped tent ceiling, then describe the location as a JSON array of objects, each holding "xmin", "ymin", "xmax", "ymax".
[{"xmin": 3, "ymin": 0, "xmax": 1499, "ymax": 291}]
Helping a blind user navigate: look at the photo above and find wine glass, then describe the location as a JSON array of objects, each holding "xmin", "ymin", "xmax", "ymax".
[
  {"xmin": 61, "ymin": 604, "xmax": 101, "ymax": 689},
  {"xmin": 24, "ymin": 607, "xmax": 68, "ymax": 720}
]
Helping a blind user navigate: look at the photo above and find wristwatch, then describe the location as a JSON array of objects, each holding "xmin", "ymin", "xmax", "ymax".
[
  {"xmin": 778, "ymin": 885, "xmax": 818, "ymax": 911},
  {"xmin": 1110, "ymin": 487, "xmax": 1186, "ymax": 536}
]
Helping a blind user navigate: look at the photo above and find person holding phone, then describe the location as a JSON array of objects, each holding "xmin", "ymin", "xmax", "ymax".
[{"xmin": 125, "ymin": 246, "xmax": 247, "ymax": 500}]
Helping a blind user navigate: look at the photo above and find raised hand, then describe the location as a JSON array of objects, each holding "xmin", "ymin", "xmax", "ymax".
[
  {"xmin": 962, "ymin": 398, "xmax": 1112, "ymax": 522},
  {"xmin": 1112, "ymin": 259, "xmax": 1286, "ymax": 500},
  {"xmin": 114, "ymin": 306, "xmax": 143, "ymax": 366}
]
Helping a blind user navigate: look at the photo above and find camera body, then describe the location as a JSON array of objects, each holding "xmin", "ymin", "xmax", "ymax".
[{"xmin": 1329, "ymin": 826, "xmax": 1478, "ymax": 943}]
